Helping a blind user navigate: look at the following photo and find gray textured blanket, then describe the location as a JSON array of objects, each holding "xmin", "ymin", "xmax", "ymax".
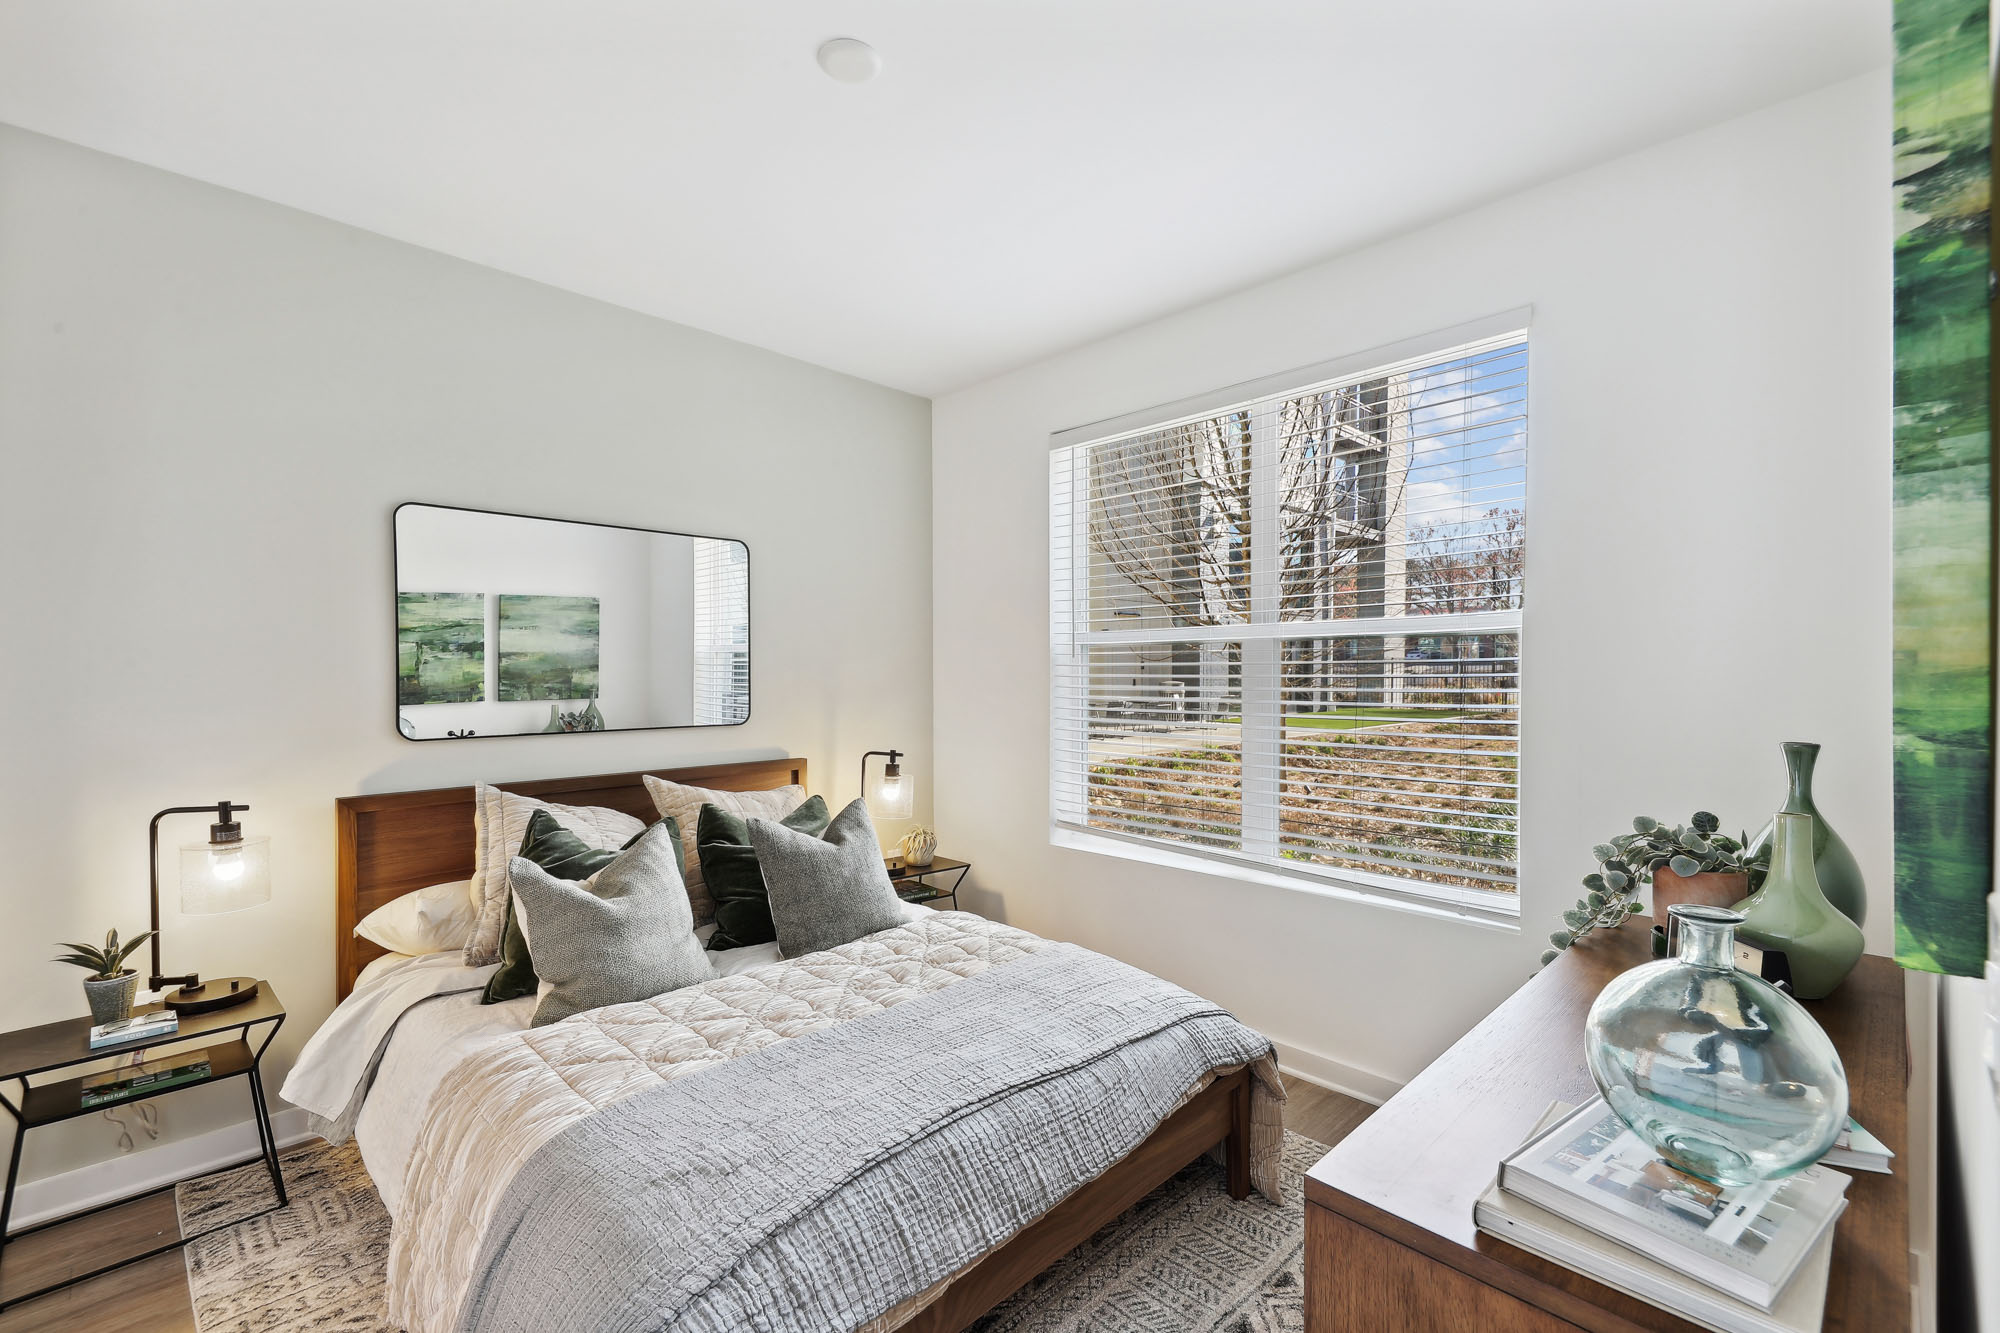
[{"xmin": 455, "ymin": 943, "xmax": 1276, "ymax": 1333}]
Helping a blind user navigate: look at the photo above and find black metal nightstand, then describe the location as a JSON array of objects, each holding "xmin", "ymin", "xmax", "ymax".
[
  {"xmin": 886, "ymin": 856, "xmax": 972, "ymax": 911},
  {"xmin": 0, "ymin": 981, "xmax": 286, "ymax": 1311}
]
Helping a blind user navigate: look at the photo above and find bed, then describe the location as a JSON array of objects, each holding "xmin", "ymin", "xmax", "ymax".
[{"xmin": 293, "ymin": 758, "xmax": 1284, "ymax": 1333}]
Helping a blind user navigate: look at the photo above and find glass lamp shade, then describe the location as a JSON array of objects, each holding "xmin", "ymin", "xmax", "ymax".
[
  {"xmin": 178, "ymin": 835, "xmax": 272, "ymax": 915},
  {"xmin": 870, "ymin": 770, "xmax": 914, "ymax": 821}
]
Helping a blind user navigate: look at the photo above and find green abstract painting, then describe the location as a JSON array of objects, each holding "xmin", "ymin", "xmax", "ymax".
[
  {"xmin": 1893, "ymin": 0, "xmax": 1992, "ymax": 976},
  {"xmin": 498, "ymin": 595, "xmax": 600, "ymax": 701},
  {"xmin": 398, "ymin": 592, "xmax": 485, "ymax": 705}
]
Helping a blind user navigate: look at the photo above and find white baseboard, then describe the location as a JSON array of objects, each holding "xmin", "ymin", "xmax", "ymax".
[
  {"xmin": 1272, "ymin": 1039, "xmax": 1404, "ymax": 1106},
  {"xmin": 12, "ymin": 1107, "xmax": 313, "ymax": 1230}
]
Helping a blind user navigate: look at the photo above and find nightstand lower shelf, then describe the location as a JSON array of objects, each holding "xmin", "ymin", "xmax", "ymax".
[
  {"xmin": 888, "ymin": 856, "xmax": 972, "ymax": 910},
  {"xmin": 21, "ymin": 1038, "xmax": 253, "ymax": 1128}
]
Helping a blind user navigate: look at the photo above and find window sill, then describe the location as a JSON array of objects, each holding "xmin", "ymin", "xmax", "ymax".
[{"xmin": 1048, "ymin": 826, "xmax": 1522, "ymax": 932}]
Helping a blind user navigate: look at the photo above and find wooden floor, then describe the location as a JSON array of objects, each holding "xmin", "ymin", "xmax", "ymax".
[
  {"xmin": 0, "ymin": 1074, "xmax": 1372, "ymax": 1332},
  {"xmin": 1282, "ymin": 1073, "xmax": 1376, "ymax": 1149}
]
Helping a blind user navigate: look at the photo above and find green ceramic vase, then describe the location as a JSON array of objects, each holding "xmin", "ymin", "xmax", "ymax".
[
  {"xmin": 1748, "ymin": 741, "xmax": 1866, "ymax": 926},
  {"xmin": 1733, "ymin": 812, "xmax": 1864, "ymax": 999}
]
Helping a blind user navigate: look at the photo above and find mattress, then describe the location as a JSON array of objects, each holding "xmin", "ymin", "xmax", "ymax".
[{"xmin": 344, "ymin": 914, "xmax": 922, "ymax": 1216}]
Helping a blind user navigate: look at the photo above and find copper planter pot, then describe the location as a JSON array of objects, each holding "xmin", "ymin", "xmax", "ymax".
[{"xmin": 1650, "ymin": 868, "xmax": 1750, "ymax": 930}]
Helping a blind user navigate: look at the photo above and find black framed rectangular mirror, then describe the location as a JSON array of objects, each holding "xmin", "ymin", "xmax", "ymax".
[{"xmin": 393, "ymin": 503, "xmax": 749, "ymax": 740}]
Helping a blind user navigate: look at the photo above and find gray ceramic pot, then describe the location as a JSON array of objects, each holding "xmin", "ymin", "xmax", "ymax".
[{"xmin": 84, "ymin": 970, "xmax": 139, "ymax": 1026}]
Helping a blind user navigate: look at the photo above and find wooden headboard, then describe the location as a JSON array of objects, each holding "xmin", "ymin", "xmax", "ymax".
[{"xmin": 334, "ymin": 757, "xmax": 808, "ymax": 1000}]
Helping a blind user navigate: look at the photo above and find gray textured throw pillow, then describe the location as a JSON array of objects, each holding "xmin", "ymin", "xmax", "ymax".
[
  {"xmin": 508, "ymin": 821, "xmax": 716, "ymax": 1027},
  {"xmin": 749, "ymin": 798, "xmax": 907, "ymax": 958}
]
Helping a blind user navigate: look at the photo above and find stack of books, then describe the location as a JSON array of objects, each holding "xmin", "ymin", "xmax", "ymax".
[
  {"xmin": 80, "ymin": 1053, "xmax": 212, "ymax": 1108},
  {"xmin": 1476, "ymin": 1099, "xmax": 1852, "ymax": 1333}
]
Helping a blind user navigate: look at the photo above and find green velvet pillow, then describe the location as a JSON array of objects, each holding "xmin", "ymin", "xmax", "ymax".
[
  {"xmin": 699, "ymin": 795, "xmax": 830, "ymax": 951},
  {"xmin": 481, "ymin": 809, "xmax": 681, "ymax": 1004}
]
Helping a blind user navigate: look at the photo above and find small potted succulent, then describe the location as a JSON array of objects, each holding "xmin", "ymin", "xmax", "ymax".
[
  {"xmin": 55, "ymin": 928, "xmax": 155, "ymax": 1025},
  {"xmin": 1542, "ymin": 812, "xmax": 1768, "ymax": 966},
  {"xmin": 899, "ymin": 826, "xmax": 937, "ymax": 867}
]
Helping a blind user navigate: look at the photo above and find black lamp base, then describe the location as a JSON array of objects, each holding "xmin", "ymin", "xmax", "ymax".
[{"xmin": 164, "ymin": 976, "xmax": 261, "ymax": 1015}]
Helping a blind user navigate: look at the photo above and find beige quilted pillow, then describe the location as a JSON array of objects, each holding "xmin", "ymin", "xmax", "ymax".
[
  {"xmin": 463, "ymin": 785, "xmax": 646, "ymax": 965},
  {"xmin": 641, "ymin": 776, "xmax": 805, "ymax": 927}
]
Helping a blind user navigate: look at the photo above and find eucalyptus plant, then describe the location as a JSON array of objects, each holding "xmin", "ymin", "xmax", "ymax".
[
  {"xmin": 1540, "ymin": 812, "xmax": 1769, "ymax": 966},
  {"xmin": 53, "ymin": 928, "xmax": 154, "ymax": 981}
]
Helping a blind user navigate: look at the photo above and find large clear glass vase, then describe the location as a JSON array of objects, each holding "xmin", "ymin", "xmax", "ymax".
[{"xmin": 1582, "ymin": 904, "xmax": 1849, "ymax": 1186}]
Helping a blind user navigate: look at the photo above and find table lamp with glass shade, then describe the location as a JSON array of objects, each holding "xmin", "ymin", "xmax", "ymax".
[
  {"xmin": 148, "ymin": 802, "xmax": 271, "ymax": 1014},
  {"xmin": 859, "ymin": 750, "xmax": 913, "ymax": 821}
]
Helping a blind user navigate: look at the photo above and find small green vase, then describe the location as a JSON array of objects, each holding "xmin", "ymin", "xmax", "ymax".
[
  {"xmin": 1733, "ymin": 811, "xmax": 1864, "ymax": 999},
  {"xmin": 1748, "ymin": 741, "xmax": 1866, "ymax": 926}
]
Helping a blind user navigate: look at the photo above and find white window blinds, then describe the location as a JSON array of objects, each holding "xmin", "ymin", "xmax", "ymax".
[
  {"xmin": 693, "ymin": 538, "xmax": 749, "ymax": 725},
  {"xmin": 1050, "ymin": 331, "xmax": 1526, "ymax": 906}
]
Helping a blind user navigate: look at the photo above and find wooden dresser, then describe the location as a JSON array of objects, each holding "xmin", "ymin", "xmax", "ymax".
[{"xmin": 1304, "ymin": 921, "xmax": 1910, "ymax": 1332}]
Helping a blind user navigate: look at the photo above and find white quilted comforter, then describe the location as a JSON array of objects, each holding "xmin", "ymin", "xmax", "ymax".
[{"xmin": 393, "ymin": 912, "xmax": 1243, "ymax": 1332}]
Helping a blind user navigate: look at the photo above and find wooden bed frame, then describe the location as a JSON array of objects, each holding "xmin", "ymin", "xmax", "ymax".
[
  {"xmin": 334, "ymin": 757, "xmax": 808, "ymax": 1000},
  {"xmin": 333, "ymin": 757, "xmax": 1251, "ymax": 1332}
]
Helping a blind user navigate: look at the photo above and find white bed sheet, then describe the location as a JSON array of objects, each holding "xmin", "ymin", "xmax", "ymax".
[
  {"xmin": 351, "ymin": 910, "xmax": 930, "ymax": 1216},
  {"xmin": 280, "ymin": 951, "xmax": 496, "ymax": 1140}
]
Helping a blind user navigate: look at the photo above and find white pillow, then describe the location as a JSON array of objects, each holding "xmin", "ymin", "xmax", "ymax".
[
  {"xmin": 354, "ymin": 880, "xmax": 477, "ymax": 955},
  {"xmin": 464, "ymin": 786, "xmax": 647, "ymax": 965},
  {"xmin": 641, "ymin": 776, "xmax": 806, "ymax": 927}
]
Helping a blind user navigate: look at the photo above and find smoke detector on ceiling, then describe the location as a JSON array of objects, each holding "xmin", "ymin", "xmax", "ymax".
[{"xmin": 816, "ymin": 38, "xmax": 881, "ymax": 84}]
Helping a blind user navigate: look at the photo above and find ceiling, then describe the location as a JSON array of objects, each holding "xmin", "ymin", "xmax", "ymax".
[{"xmin": 0, "ymin": 2, "xmax": 1885, "ymax": 396}]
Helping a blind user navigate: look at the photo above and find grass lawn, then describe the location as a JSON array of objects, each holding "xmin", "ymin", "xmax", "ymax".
[{"xmin": 1213, "ymin": 707, "xmax": 1468, "ymax": 732}]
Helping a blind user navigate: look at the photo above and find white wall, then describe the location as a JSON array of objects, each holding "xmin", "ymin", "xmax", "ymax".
[
  {"xmin": 648, "ymin": 537, "xmax": 698, "ymax": 725},
  {"xmin": 1940, "ymin": 971, "xmax": 1999, "ymax": 1330},
  {"xmin": 932, "ymin": 71, "xmax": 1893, "ymax": 1097},
  {"xmin": 0, "ymin": 123, "xmax": 932, "ymax": 1183}
]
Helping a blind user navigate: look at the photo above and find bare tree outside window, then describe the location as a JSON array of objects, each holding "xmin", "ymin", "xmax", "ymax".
[{"xmin": 1406, "ymin": 508, "xmax": 1525, "ymax": 615}]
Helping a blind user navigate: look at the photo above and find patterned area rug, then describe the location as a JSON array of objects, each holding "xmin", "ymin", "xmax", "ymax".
[
  {"xmin": 178, "ymin": 1131, "xmax": 1328, "ymax": 1332},
  {"xmin": 971, "ymin": 1131, "xmax": 1324, "ymax": 1333},
  {"xmin": 179, "ymin": 1143, "xmax": 389, "ymax": 1332}
]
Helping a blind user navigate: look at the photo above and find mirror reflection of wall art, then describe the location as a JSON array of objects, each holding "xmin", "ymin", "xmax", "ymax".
[
  {"xmin": 393, "ymin": 503, "xmax": 750, "ymax": 741},
  {"xmin": 497, "ymin": 595, "xmax": 600, "ymax": 701},
  {"xmin": 397, "ymin": 592, "xmax": 486, "ymax": 704}
]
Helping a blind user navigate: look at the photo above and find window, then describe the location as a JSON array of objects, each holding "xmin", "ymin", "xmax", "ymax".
[
  {"xmin": 1050, "ymin": 330, "xmax": 1526, "ymax": 909},
  {"xmin": 693, "ymin": 538, "xmax": 750, "ymax": 724}
]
